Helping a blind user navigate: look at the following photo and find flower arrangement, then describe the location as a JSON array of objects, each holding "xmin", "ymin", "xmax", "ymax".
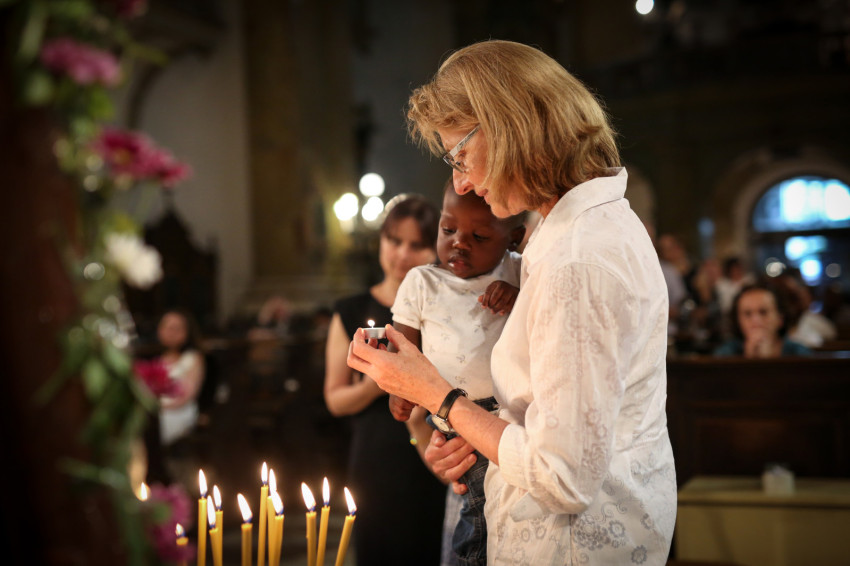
[{"xmin": 3, "ymin": 0, "xmax": 193, "ymax": 563}]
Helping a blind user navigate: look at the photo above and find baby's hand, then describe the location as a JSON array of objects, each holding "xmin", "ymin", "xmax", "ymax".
[
  {"xmin": 478, "ymin": 280, "xmax": 519, "ymax": 315},
  {"xmin": 389, "ymin": 394, "xmax": 416, "ymax": 422}
]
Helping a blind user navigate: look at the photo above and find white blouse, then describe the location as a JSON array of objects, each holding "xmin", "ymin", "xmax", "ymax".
[{"xmin": 484, "ymin": 168, "xmax": 677, "ymax": 565}]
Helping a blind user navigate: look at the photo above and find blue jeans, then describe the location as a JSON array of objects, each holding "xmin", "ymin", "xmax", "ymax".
[{"xmin": 428, "ymin": 397, "xmax": 498, "ymax": 566}]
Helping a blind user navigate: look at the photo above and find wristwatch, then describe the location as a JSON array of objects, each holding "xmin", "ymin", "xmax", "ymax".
[{"xmin": 431, "ymin": 388, "xmax": 468, "ymax": 434}]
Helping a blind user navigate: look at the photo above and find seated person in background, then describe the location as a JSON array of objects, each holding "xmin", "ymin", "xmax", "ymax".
[
  {"xmin": 157, "ymin": 309, "xmax": 206, "ymax": 446},
  {"xmin": 248, "ymin": 295, "xmax": 292, "ymax": 340},
  {"xmin": 773, "ymin": 269, "xmax": 837, "ymax": 348},
  {"xmin": 714, "ymin": 283, "xmax": 811, "ymax": 358}
]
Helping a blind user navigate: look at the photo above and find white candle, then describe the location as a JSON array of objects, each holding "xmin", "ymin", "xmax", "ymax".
[{"xmin": 361, "ymin": 319, "xmax": 386, "ymax": 339}]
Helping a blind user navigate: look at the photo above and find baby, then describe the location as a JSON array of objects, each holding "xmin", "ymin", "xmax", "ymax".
[{"xmin": 390, "ymin": 182, "xmax": 525, "ymax": 566}]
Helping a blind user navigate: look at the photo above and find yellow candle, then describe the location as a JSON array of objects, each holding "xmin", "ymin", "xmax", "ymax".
[
  {"xmin": 267, "ymin": 470, "xmax": 279, "ymax": 565},
  {"xmin": 271, "ymin": 491, "xmax": 285, "ymax": 566},
  {"xmin": 301, "ymin": 483, "xmax": 317, "ymax": 566},
  {"xmin": 176, "ymin": 523, "xmax": 189, "ymax": 566},
  {"xmin": 198, "ymin": 470, "xmax": 208, "ymax": 566},
  {"xmin": 258, "ymin": 463, "xmax": 268, "ymax": 566},
  {"xmin": 207, "ymin": 496, "xmax": 222, "ymax": 566},
  {"xmin": 213, "ymin": 485, "xmax": 224, "ymax": 560},
  {"xmin": 333, "ymin": 488, "xmax": 356, "ymax": 566},
  {"xmin": 316, "ymin": 478, "xmax": 330, "ymax": 566},
  {"xmin": 238, "ymin": 493, "xmax": 253, "ymax": 566}
]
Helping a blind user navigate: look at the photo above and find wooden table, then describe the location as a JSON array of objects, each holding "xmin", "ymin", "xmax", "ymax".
[{"xmin": 676, "ymin": 476, "xmax": 850, "ymax": 566}]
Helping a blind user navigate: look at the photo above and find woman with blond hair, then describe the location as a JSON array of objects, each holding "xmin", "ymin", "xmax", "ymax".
[{"xmin": 348, "ymin": 40, "xmax": 676, "ymax": 564}]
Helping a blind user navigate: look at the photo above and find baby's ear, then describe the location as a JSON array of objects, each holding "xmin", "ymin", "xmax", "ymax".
[{"xmin": 509, "ymin": 224, "xmax": 526, "ymax": 251}]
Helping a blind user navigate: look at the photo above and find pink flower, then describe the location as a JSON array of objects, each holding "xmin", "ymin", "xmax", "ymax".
[
  {"xmin": 40, "ymin": 38, "xmax": 121, "ymax": 86},
  {"xmin": 147, "ymin": 148, "xmax": 193, "ymax": 188},
  {"xmin": 133, "ymin": 358, "xmax": 180, "ymax": 397},
  {"xmin": 145, "ymin": 483, "xmax": 195, "ymax": 563},
  {"xmin": 92, "ymin": 128, "xmax": 192, "ymax": 188}
]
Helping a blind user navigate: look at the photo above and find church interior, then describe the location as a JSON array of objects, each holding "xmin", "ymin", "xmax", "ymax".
[{"xmin": 2, "ymin": 0, "xmax": 850, "ymax": 564}]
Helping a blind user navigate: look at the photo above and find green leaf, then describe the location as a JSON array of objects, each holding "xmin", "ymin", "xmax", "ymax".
[
  {"xmin": 82, "ymin": 356, "xmax": 110, "ymax": 400},
  {"xmin": 33, "ymin": 326, "xmax": 92, "ymax": 405},
  {"xmin": 102, "ymin": 341, "xmax": 131, "ymax": 376},
  {"xmin": 87, "ymin": 87, "xmax": 114, "ymax": 121},
  {"xmin": 128, "ymin": 375, "xmax": 158, "ymax": 413},
  {"xmin": 47, "ymin": 0, "xmax": 94, "ymax": 20},
  {"xmin": 17, "ymin": 0, "xmax": 48, "ymax": 63},
  {"xmin": 61, "ymin": 458, "xmax": 128, "ymax": 490},
  {"xmin": 20, "ymin": 68, "xmax": 54, "ymax": 104}
]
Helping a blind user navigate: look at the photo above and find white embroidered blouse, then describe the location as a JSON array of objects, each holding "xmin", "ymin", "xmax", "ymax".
[{"xmin": 484, "ymin": 168, "xmax": 677, "ymax": 565}]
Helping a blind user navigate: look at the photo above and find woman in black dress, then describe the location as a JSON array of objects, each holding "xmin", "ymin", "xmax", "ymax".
[{"xmin": 324, "ymin": 194, "xmax": 445, "ymax": 565}]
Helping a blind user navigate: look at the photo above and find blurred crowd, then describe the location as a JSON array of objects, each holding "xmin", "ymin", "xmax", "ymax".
[{"xmin": 654, "ymin": 232, "xmax": 850, "ymax": 357}]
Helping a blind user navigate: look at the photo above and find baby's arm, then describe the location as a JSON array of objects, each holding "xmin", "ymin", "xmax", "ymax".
[
  {"xmin": 387, "ymin": 321, "xmax": 421, "ymax": 421},
  {"xmin": 478, "ymin": 280, "xmax": 520, "ymax": 315}
]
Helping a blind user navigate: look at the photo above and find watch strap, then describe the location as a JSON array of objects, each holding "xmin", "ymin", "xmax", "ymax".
[{"xmin": 436, "ymin": 388, "xmax": 468, "ymax": 422}]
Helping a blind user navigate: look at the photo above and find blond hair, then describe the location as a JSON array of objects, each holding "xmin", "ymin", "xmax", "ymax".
[{"xmin": 407, "ymin": 40, "xmax": 620, "ymax": 209}]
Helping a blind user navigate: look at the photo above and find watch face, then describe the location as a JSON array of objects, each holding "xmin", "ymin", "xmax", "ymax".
[{"xmin": 433, "ymin": 416, "xmax": 452, "ymax": 434}]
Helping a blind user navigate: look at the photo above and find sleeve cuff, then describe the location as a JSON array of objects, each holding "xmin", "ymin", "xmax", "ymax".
[{"xmin": 498, "ymin": 422, "xmax": 527, "ymax": 489}]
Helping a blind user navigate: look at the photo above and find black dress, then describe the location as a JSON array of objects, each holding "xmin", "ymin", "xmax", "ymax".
[{"xmin": 334, "ymin": 291, "xmax": 446, "ymax": 566}]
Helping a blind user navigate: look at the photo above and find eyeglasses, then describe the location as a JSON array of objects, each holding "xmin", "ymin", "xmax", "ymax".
[{"xmin": 442, "ymin": 126, "xmax": 480, "ymax": 173}]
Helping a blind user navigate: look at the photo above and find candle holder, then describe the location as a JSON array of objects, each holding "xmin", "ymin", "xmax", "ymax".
[
  {"xmin": 361, "ymin": 319, "xmax": 386, "ymax": 340},
  {"xmin": 361, "ymin": 326, "xmax": 386, "ymax": 340}
]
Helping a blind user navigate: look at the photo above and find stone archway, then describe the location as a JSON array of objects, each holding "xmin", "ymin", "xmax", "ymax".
[{"xmin": 711, "ymin": 146, "xmax": 850, "ymax": 263}]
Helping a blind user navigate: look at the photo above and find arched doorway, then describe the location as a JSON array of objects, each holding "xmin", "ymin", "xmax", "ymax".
[{"xmin": 750, "ymin": 176, "xmax": 850, "ymax": 293}]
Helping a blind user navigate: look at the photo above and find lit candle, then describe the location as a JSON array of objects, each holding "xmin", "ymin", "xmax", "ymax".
[
  {"xmin": 198, "ymin": 470, "xmax": 208, "ymax": 566},
  {"xmin": 316, "ymin": 478, "xmax": 330, "ymax": 566},
  {"xmin": 267, "ymin": 470, "xmax": 278, "ymax": 565},
  {"xmin": 207, "ymin": 496, "xmax": 222, "ymax": 566},
  {"xmin": 258, "ymin": 463, "xmax": 268, "ymax": 566},
  {"xmin": 270, "ymin": 491, "xmax": 285, "ymax": 566},
  {"xmin": 302, "ymin": 483, "xmax": 317, "ymax": 566},
  {"xmin": 176, "ymin": 523, "xmax": 189, "ymax": 566},
  {"xmin": 238, "ymin": 493, "xmax": 253, "ymax": 566},
  {"xmin": 139, "ymin": 482, "xmax": 149, "ymax": 501},
  {"xmin": 361, "ymin": 318, "xmax": 386, "ymax": 340},
  {"xmin": 333, "ymin": 488, "xmax": 356, "ymax": 566},
  {"xmin": 212, "ymin": 486, "xmax": 223, "ymax": 566}
]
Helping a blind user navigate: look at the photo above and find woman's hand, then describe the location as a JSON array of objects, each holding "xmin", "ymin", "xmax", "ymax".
[
  {"xmin": 347, "ymin": 325, "xmax": 451, "ymax": 413},
  {"xmin": 424, "ymin": 430, "xmax": 477, "ymax": 494}
]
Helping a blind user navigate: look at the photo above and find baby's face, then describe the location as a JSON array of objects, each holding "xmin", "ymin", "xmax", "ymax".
[{"xmin": 437, "ymin": 190, "xmax": 512, "ymax": 279}]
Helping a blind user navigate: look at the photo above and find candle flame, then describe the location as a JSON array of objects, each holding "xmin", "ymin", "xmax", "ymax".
[
  {"xmin": 213, "ymin": 485, "xmax": 222, "ymax": 510},
  {"xmin": 199, "ymin": 469, "xmax": 207, "ymax": 498},
  {"xmin": 301, "ymin": 482, "xmax": 316, "ymax": 511},
  {"xmin": 138, "ymin": 482, "xmax": 149, "ymax": 501},
  {"xmin": 271, "ymin": 491, "xmax": 284, "ymax": 515},
  {"xmin": 175, "ymin": 523, "xmax": 185, "ymax": 538},
  {"xmin": 268, "ymin": 469, "xmax": 277, "ymax": 494},
  {"xmin": 237, "ymin": 493, "xmax": 252, "ymax": 523},
  {"xmin": 344, "ymin": 487, "xmax": 356, "ymax": 515},
  {"xmin": 207, "ymin": 496, "xmax": 216, "ymax": 528},
  {"xmin": 261, "ymin": 462, "xmax": 268, "ymax": 485},
  {"xmin": 322, "ymin": 477, "xmax": 330, "ymax": 507},
  {"xmin": 367, "ymin": 319, "xmax": 375, "ymax": 328}
]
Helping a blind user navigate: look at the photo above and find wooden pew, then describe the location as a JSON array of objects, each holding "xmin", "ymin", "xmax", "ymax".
[{"xmin": 666, "ymin": 354, "xmax": 850, "ymax": 486}]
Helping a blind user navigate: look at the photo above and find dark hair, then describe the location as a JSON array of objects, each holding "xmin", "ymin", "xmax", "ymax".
[
  {"xmin": 722, "ymin": 256, "xmax": 741, "ymax": 278},
  {"xmin": 441, "ymin": 175, "xmax": 528, "ymax": 229},
  {"xmin": 730, "ymin": 283, "xmax": 789, "ymax": 340},
  {"xmin": 157, "ymin": 308, "xmax": 203, "ymax": 352},
  {"xmin": 380, "ymin": 194, "xmax": 440, "ymax": 250}
]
